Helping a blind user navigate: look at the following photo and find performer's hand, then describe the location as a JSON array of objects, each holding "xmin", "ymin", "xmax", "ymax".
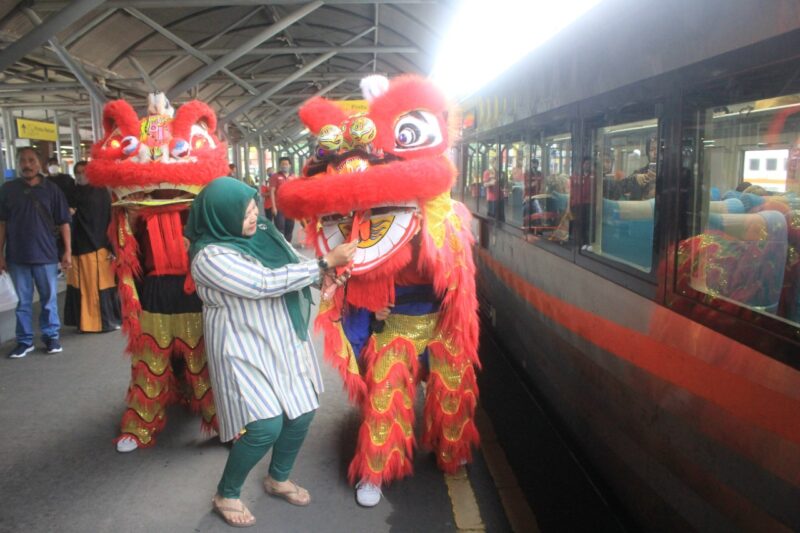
[
  {"xmin": 375, "ymin": 304, "xmax": 393, "ymax": 321},
  {"xmin": 60, "ymin": 251, "xmax": 72, "ymax": 271},
  {"xmin": 325, "ymin": 242, "xmax": 357, "ymax": 268},
  {"xmin": 271, "ymin": 207, "xmax": 278, "ymax": 217}
]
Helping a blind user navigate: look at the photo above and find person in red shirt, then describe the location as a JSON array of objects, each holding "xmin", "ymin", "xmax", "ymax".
[
  {"xmin": 482, "ymin": 166, "xmax": 498, "ymax": 217},
  {"xmin": 269, "ymin": 157, "xmax": 296, "ymax": 242},
  {"xmin": 261, "ymin": 166, "xmax": 275, "ymax": 219}
]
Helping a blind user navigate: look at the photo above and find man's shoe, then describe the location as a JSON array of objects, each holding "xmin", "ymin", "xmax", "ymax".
[
  {"xmin": 45, "ymin": 338, "xmax": 63, "ymax": 354},
  {"xmin": 355, "ymin": 480, "xmax": 382, "ymax": 507},
  {"xmin": 8, "ymin": 343, "xmax": 34, "ymax": 359}
]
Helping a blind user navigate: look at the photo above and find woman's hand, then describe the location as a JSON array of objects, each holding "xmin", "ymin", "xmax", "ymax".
[{"xmin": 324, "ymin": 241, "xmax": 357, "ymax": 268}]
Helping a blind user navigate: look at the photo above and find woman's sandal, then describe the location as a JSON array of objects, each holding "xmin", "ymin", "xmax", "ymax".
[
  {"xmin": 212, "ymin": 496, "xmax": 257, "ymax": 528},
  {"xmin": 263, "ymin": 477, "xmax": 311, "ymax": 506}
]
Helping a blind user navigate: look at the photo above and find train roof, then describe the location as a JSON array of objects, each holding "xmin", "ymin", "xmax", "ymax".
[{"xmin": 462, "ymin": 0, "xmax": 800, "ymax": 134}]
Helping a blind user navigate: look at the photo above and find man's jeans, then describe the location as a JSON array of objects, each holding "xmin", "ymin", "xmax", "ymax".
[{"xmin": 7, "ymin": 262, "xmax": 60, "ymax": 345}]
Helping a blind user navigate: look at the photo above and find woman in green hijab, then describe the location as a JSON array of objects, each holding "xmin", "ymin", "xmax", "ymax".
[{"xmin": 186, "ymin": 177, "xmax": 355, "ymax": 527}]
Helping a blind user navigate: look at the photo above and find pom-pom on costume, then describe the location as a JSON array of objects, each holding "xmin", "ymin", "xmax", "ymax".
[
  {"xmin": 86, "ymin": 93, "xmax": 228, "ymax": 449},
  {"xmin": 278, "ymin": 75, "xmax": 480, "ymax": 487}
]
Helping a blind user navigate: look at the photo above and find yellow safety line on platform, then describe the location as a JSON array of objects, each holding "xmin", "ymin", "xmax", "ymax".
[
  {"xmin": 474, "ymin": 408, "xmax": 540, "ymax": 533},
  {"xmin": 445, "ymin": 466, "xmax": 485, "ymax": 532}
]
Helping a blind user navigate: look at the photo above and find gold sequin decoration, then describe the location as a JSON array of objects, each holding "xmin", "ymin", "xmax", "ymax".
[
  {"xmin": 140, "ymin": 311, "xmax": 203, "ymax": 350},
  {"xmin": 336, "ymin": 324, "xmax": 361, "ymax": 376},
  {"xmin": 366, "ymin": 446, "xmax": 406, "ymax": 473},
  {"xmin": 183, "ymin": 348, "xmax": 208, "ymax": 375},
  {"xmin": 368, "ymin": 419, "xmax": 411, "ymax": 446},
  {"xmin": 443, "ymin": 418, "xmax": 471, "ymax": 442},
  {"xmin": 132, "ymin": 346, "xmax": 171, "ymax": 375},
  {"xmin": 127, "ymin": 396, "xmax": 165, "ymax": 424},
  {"xmin": 121, "ymin": 422, "xmax": 151, "ymax": 445},
  {"xmin": 191, "ymin": 379, "xmax": 211, "ymax": 400},
  {"xmin": 201, "ymin": 403, "xmax": 216, "ymax": 422},
  {"xmin": 131, "ymin": 372, "xmax": 169, "ymax": 399},
  {"xmin": 429, "ymin": 358, "xmax": 468, "ymax": 391},
  {"xmin": 371, "ymin": 384, "xmax": 412, "ymax": 413},
  {"xmin": 121, "ymin": 414, "xmax": 164, "ymax": 445},
  {"xmin": 371, "ymin": 348, "xmax": 411, "ymax": 384},
  {"xmin": 373, "ymin": 312, "xmax": 439, "ymax": 353},
  {"xmin": 440, "ymin": 394, "xmax": 463, "ymax": 415},
  {"xmin": 423, "ymin": 193, "xmax": 456, "ymax": 249}
]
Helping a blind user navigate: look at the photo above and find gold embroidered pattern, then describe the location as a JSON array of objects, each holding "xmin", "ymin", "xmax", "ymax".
[{"xmin": 140, "ymin": 311, "xmax": 203, "ymax": 350}]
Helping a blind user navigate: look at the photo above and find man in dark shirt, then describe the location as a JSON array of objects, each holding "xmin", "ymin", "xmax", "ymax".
[{"xmin": 0, "ymin": 147, "xmax": 72, "ymax": 358}]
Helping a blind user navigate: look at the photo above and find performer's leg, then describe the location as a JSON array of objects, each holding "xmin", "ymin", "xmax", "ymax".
[
  {"xmin": 348, "ymin": 338, "xmax": 417, "ymax": 489},
  {"xmin": 182, "ymin": 342, "xmax": 218, "ymax": 433},
  {"xmin": 422, "ymin": 341, "xmax": 480, "ymax": 473},
  {"xmin": 116, "ymin": 345, "xmax": 174, "ymax": 451}
]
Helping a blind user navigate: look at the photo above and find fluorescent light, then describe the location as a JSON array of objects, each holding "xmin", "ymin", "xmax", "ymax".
[{"xmin": 431, "ymin": 0, "xmax": 603, "ymax": 100}]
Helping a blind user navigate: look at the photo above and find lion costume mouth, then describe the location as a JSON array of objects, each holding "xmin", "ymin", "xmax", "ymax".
[{"xmin": 317, "ymin": 202, "xmax": 419, "ymax": 274}]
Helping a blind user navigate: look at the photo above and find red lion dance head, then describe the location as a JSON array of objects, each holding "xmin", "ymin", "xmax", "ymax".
[
  {"xmin": 279, "ymin": 75, "xmax": 470, "ymax": 312},
  {"xmin": 86, "ymin": 93, "xmax": 228, "ymax": 200}
]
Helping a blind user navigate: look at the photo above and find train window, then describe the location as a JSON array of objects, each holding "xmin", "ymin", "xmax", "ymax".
[
  {"xmin": 585, "ymin": 118, "xmax": 659, "ymax": 272},
  {"xmin": 463, "ymin": 142, "xmax": 481, "ymax": 213},
  {"xmin": 451, "ymin": 146, "xmax": 463, "ymax": 201},
  {"xmin": 526, "ymin": 133, "xmax": 572, "ymax": 241},
  {"xmin": 500, "ymin": 139, "xmax": 531, "ymax": 226},
  {"xmin": 678, "ymin": 92, "xmax": 800, "ymax": 327}
]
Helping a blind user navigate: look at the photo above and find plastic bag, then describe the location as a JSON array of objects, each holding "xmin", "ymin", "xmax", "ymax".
[{"xmin": 0, "ymin": 272, "xmax": 18, "ymax": 310}]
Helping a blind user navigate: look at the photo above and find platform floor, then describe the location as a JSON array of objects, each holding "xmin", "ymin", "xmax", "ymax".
[{"xmin": 0, "ymin": 319, "xmax": 513, "ymax": 532}]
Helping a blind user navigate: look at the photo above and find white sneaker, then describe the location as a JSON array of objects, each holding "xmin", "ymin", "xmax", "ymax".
[
  {"xmin": 355, "ymin": 480, "xmax": 382, "ymax": 507},
  {"xmin": 116, "ymin": 436, "xmax": 138, "ymax": 453}
]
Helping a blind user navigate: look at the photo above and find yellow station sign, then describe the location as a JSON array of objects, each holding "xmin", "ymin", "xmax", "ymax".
[
  {"xmin": 16, "ymin": 118, "xmax": 57, "ymax": 142},
  {"xmin": 333, "ymin": 100, "xmax": 369, "ymax": 115}
]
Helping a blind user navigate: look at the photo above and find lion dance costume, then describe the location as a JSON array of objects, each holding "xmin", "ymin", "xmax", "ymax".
[
  {"xmin": 87, "ymin": 93, "xmax": 227, "ymax": 451},
  {"xmin": 278, "ymin": 75, "xmax": 480, "ymax": 488}
]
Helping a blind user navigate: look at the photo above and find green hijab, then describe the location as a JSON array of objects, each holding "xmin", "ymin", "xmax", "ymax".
[{"xmin": 185, "ymin": 177, "xmax": 312, "ymax": 341}]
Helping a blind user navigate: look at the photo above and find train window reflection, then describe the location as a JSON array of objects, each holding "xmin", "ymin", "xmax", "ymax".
[
  {"xmin": 679, "ymin": 93, "xmax": 800, "ymax": 326},
  {"xmin": 586, "ymin": 119, "xmax": 658, "ymax": 272},
  {"xmin": 526, "ymin": 133, "xmax": 572, "ymax": 241},
  {"xmin": 501, "ymin": 140, "xmax": 531, "ymax": 227},
  {"xmin": 464, "ymin": 141, "xmax": 498, "ymax": 217}
]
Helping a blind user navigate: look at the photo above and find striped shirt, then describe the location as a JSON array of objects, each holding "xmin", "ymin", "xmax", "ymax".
[{"xmin": 191, "ymin": 244, "xmax": 323, "ymax": 442}]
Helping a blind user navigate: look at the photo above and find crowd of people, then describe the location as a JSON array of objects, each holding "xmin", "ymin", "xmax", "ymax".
[{"xmin": 0, "ymin": 149, "xmax": 297, "ymax": 361}]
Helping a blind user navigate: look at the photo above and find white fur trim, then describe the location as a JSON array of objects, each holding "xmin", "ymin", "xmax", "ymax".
[{"xmin": 360, "ymin": 75, "xmax": 389, "ymax": 102}]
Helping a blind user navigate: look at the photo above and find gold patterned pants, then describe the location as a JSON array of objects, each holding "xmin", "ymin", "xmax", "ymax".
[
  {"xmin": 117, "ymin": 310, "xmax": 216, "ymax": 447},
  {"xmin": 347, "ymin": 312, "xmax": 479, "ymax": 485}
]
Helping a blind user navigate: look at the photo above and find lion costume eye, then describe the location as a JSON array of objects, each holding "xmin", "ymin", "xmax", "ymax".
[{"xmin": 394, "ymin": 110, "xmax": 442, "ymax": 151}]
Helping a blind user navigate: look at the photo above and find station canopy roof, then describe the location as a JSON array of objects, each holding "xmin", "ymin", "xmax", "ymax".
[{"xmin": 0, "ymin": 0, "xmax": 455, "ymax": 149}]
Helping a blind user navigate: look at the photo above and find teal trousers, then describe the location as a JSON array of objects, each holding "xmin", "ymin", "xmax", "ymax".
[{"xmin": 217, "ymin": 411, "xmax": 315, "ymax": 499}]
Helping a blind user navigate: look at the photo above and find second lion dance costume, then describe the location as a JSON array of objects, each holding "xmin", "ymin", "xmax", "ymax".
[
  {"xmin": 278, "ymin": 75, "xmax": 480, "ymax": 501},
  {"xmin": 87, "ymin": 93, "xmax": 228, "ymax": 452}
]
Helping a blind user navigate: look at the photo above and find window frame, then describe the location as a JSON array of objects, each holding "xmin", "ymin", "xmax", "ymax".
[
  {"xmin": 569, "ymin": 85, "xmax": 671, "ymax": 299},
  {"xmin": 662, "ymin": 58, "xmax": 800, "ymax": 369}
]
